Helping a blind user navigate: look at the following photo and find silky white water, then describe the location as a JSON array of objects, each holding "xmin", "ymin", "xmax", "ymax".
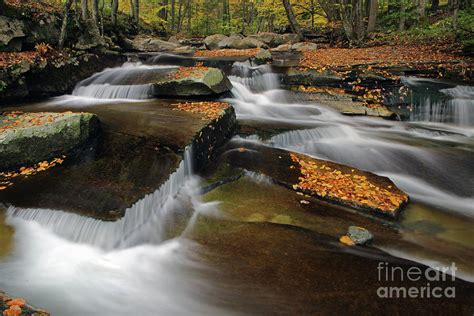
[{"xmin": 226, "ymin": 67, "xmax": 474, "ymax": 218}]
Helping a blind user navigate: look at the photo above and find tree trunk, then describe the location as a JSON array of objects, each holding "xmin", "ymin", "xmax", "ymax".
[
  {"xmin": 431, "ymin": 0, "xmax": 439, "ymax": 11},
  {"xmin": 133, "ymin": 0, "xmax": 139, "ymax": 23},
  {"xmin": 453, "ymin": 0, "xmax": 460, "ymax": 29},
  {"xmin": 91, "ymin": 0, "xmax": 99, "ymax": 25},
  {"xmin": 171, "ymin": 0, "xmax": 176, "ymax": 32},
  {"xmin": 129, "ymin": 0, "xmax": 136, "ymax": 20},
  {"xmin": 417, "ymin": 0, "xmax": 426, "ymax": 22},
  {"xmin": 353, "ymin": 0, "xmax": 365, "ymax": 41},
  {"xmin": 282, "ymin": 0, "xmax": 302, "ymax": 36},
  {"xmin": 367, "ymin": 0, "xmax": 378, "ymax": 33},
  {"xmin": 241, "ymin": 0, "xmax": 246, "ymax": 34},
  {"xmin": 111, "ymin": 0, "xmax": 119, "ymax": 24},
  {"xmin": 177, "ymin": 0, "xmax": 183, "ymax": 32},
  {"xmin": 81, "ymin": 0, "xmax": 88, "ymax": 21},
  {"xmin": 399, "ymin": 0, "xmax": 406, "ymax": 31},
  {"xmin": 59, "ymin": 0, "xmax": 74, "ymax": 48},
  {"xmin": 186, "ymin": 0, "xmax": 191, "ymax": 34}
]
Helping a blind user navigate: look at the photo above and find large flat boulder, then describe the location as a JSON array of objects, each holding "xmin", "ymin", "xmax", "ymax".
[
  {"xmin": 153, "ymin": 66, "xmax": 233, "ymax": 96},
  {"xmin": 219, "ymin": 140, "xmax": 409, "ymax": 219},
  {"xmin": 0, "ymin": 112, "xmax": 99, "ymax": 170},
  {"xmin": 0, "ymin": 101, "xmax": 236, "ymax": 220}
]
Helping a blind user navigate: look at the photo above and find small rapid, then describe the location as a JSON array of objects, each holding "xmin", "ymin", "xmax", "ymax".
[{"xmin": 226, "ymin": 64, "xmax": 474, "ymax": 218}]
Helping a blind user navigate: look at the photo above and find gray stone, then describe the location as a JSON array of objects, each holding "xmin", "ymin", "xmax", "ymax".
[
  {"xmin": 153, "ymin": 67, "xmax": 232, "ymax": 96},
  {"xmin": 24, "ymin": 14, "xmax": 60, "ymax": 47},
  {"xmin": 248, "ymin": 32, "xmax": 300, "ymax": 48},
  {"xmin": 130, "ymin": 36, "xmax": 180, "ymax": 52},
  {"xmin": 204, "ymin": 34, "xmax": 229, "ymax": 50},
  {"xmin": 0, "ymin": 112, "xmax": 100, "ymax": 170},
  {"xmin": 0, "ymin": 16, "xmax": 26, "ymax": 51},
  {"xmin": 292, "ymin": 42, "xmax": 318, "ymax": 52},
  {"xmin": 347, "ymin": 226, "xmax": 373, "ymax": 245},
  {"xmin": 254, "ymin": 49, "xmax": 272, "ymax": 63}
]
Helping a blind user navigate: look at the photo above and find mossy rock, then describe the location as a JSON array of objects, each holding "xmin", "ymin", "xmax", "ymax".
[{"xmin": 0, "ymin": 112, "xmax": 99, "ymax": 170}]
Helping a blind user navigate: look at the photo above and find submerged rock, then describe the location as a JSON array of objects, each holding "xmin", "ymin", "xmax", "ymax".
[
  {"xmin": 153, "ymin": 66, "xmax": 232, "ymax": 96},
  {"xmin": 0, "ymin": 112, "xmax": 99, "ymax": 170}
]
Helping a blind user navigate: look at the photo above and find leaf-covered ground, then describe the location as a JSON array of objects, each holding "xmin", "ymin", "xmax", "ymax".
[
  {"xmin": 172, "ymin": 102, "xmax": 229, "ymax": 120},
  {"xmin": 0, "ymin": 44, "xmax": 68, "ymax": 70},
  {"xmin": 299, "ymin": 44, "xmax": 472, "ymax": 76}
]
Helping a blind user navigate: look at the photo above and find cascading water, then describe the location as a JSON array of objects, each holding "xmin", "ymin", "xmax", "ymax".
[
  {"xmin": 227, "ymin": 65, "xmax": 474, "ymax": 218},
  {"xmin": 402, "ymin": 76, "xmax": 474, "ymax": 126},
  {"xmin": 6, "ymin": 146, "xmax": 195, "ymax": 250},
  {"xmin": 50, "ymin": 63, "xmax": 179, "ymax": 105}
]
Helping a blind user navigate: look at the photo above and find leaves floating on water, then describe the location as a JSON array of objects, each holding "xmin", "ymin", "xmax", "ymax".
[
  {"xmin": 172, "ymin": 102, "xmax": 229, "ymax": 121},
  {"xmin": 0, "ymin": 157, "xmax": 66, "ymax": 190}
]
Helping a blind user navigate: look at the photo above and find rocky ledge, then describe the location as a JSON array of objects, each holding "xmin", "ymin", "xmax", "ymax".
[
  {"xmin": 220, "ymin": 140, "xmax": 409, "ymax": 220},
  {"xmin": 0, "ymin": 111, "xmax": 99, "ymax": 170},
  {"xmin": 0, "ymin": 101, "xmax": 236, "ymax": 220},
  {"xmin": 1, "ymin": 291, "xmax": 49, "ymax": 316}
]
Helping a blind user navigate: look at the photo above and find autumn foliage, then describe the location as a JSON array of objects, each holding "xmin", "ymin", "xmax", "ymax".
[
  {"xmin": 195, "ymin": 49, "xmax": 262, "ymax": 58},
  {"xmin": 168, "ymin": 65, "xmax": 210, "ymax": 80},
  {"xmin": 299, "ymin": 44, "xmax": 472, "ymax": 77},
  {"xmin": 172, "ymin": 102, "xmax": 229, "ymax": 120},
  {"xmin": 290, "ymin": 153, "xmax": 408, "ymax": 214}
]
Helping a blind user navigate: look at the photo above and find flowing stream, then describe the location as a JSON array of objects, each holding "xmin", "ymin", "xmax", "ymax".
[{"xmin": 0, "ymin": 56, "xmax": 473, "ymax": 314}]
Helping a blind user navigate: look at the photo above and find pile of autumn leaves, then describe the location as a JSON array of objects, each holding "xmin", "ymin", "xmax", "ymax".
[
  {"xmin": 173, "ymin": 102, "xmax": 229, "ymax": 120},
  {"xmin": 195, "ymin": 49, "xmax": 262, "ymax": 58},
  {"xmin": 290, "ymin": 154, "xmax": 408, "ymax": 214},
  {"xmin": 168, "ymin": 65, "xmax": 209, "ymax": 80}
]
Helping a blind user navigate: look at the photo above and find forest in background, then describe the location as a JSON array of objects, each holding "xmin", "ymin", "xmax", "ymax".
[{"xmin": 5, "ymin": 0, "xmax": 471, "ymax": 51}]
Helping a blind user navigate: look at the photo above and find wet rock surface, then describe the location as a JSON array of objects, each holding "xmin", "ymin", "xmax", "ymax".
[
  {"xmin": 0, "ymin": 101, "xmax": 236, "ymax": 220},
  {"xmin": 218, "ymin": 139, "xmax": 409, "ymax": 219}
]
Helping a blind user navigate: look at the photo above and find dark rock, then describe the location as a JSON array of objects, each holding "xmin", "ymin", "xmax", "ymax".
[{"xmin": 0, "ymin": 15, "xmax": 25, "ymax": 51}]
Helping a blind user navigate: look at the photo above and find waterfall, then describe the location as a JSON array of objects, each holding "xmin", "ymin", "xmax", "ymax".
[
  {"xmin": 7, "ymin": 147, "xmax": 195, "ymax": 250},
  {"xmin": 71, "ymin": 63, "xmax": 178, "ymax": 100},
  {"xmin": 402, "ymin": 76, "xmax": 474, "ymax": 126}
]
